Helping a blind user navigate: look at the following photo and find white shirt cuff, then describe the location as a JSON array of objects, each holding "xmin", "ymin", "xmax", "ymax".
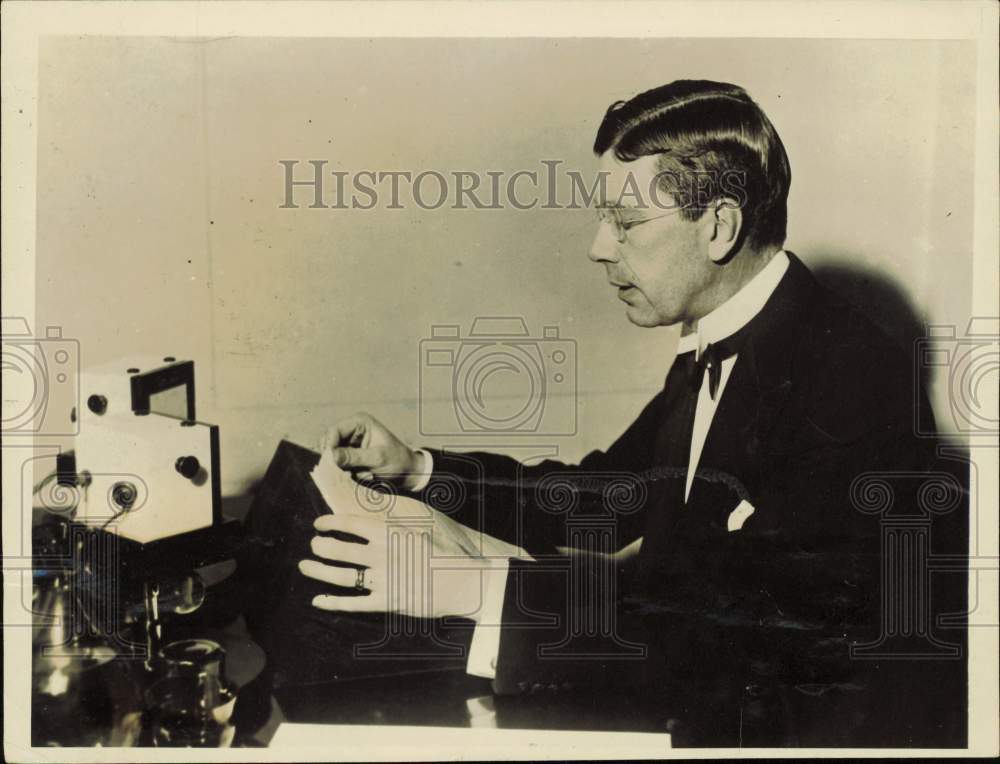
[
  {"xmin": 409, "ymin": 448, "xmax": 434, "ymax": 492},
  {"xmin": 466, "ymin": 560, "xmax": 510, "ymax": 680}
]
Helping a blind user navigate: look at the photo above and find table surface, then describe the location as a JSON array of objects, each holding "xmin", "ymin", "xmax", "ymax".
[
  {"xmin": 29, "ymin": 496, "xmax": 968, "ymax": 750},
  {"xmin": 29, "ymin": 497, "xmax": 681, "ymax": 750}
]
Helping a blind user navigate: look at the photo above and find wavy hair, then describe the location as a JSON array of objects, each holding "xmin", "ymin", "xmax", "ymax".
[{"xmin": 594, "ymin": 80, "xmax": 791, "ymax": 252}]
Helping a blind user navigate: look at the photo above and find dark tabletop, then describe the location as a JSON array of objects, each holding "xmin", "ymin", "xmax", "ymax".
[{"xmin": 30, "ymin": 495, "xmax": 967, "ymax": 750}]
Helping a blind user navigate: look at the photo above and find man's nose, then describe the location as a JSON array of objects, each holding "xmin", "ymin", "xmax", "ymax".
[{"xmin": 588, "ymin": 222, "xmax": 620, "ymax": 263}]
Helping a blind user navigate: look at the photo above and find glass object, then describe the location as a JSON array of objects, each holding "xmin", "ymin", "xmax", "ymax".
[
  {"xmin": 144, "ymin": 639, "xmax": 236, "ymax": 747},
  {"xmin": 32, "ymin": 568, "xmax": 121, "ymax": 746}
]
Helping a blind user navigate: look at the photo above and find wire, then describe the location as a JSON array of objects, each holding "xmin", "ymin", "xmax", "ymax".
[
  {"xmin": 99, "ymin": 505, "xmax": 133, "ymax": 531},
  {"xmin": 32, "ymin": 472, "xmax": 59, "ymax": 496}
]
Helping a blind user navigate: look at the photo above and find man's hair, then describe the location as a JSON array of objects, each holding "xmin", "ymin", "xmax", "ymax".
[{"xmin": 593, "ymin": 80, "xmax": 791, "ymax": 252}]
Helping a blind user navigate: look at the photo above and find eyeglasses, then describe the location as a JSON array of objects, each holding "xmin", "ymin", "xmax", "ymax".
[{"xmin": 595, "ymin": 206, "xmax": 683, "ymax": 243}]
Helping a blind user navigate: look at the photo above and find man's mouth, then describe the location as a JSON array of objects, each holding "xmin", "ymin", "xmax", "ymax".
[{"xmin": 613, "ymin": 283, "xmax": 636, "ymax": 301}]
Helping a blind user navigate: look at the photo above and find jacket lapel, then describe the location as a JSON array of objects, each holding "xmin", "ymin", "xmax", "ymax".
[{"xmin": 686, "ymin": 252, "xmax": 818, "ymax": 513}]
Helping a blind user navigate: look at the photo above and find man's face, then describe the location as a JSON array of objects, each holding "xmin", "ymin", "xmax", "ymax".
[{"xmin": 588, "ymin": 153, "xmax": 716, "ymax": 328}]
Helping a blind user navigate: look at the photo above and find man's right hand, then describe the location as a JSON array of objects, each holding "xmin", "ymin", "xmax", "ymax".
[{"xmin": 319, "ymin": 412, "xmax": 428, "ymax": 491}]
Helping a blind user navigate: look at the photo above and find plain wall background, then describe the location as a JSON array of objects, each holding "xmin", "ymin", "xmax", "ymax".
[{"xmin": 37, "ymin": 36, "xmax": 976, "ymax": 495}]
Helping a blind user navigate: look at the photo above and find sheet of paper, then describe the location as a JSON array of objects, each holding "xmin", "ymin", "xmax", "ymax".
[
  {"xmin": 310, "ymin": 449, "xmax": 532, "ymax": 561},
  {"xmin": 269, "ymin": 723, "xmax": 671, "ymax": 758}
]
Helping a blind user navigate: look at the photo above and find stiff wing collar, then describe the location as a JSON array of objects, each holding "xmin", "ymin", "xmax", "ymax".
[{"xmin": 676, "ymin": 250, "xmax": 790, "ymax": 360}]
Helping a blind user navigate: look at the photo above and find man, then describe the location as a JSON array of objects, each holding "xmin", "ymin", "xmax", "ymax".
[{"xmin": 300, "ymin": 80, "xmax": 966, "ymax": 745}]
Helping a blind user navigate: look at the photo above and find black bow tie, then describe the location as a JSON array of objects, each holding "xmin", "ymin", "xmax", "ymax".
[{"xmin": 684, "ymin": 335, "xmax": 743, "ymax": 400}]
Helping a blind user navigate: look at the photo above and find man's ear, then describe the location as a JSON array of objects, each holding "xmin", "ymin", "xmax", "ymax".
[{"xmin": 707, "ymin": 198, "xmax": 743, "ymax": 263}]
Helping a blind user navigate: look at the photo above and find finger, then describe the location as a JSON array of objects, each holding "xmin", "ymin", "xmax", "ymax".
[
  {"xmin": 331, "ymin": 446, "xmax": 382, "ymax": 471},
  {"xmin": 355, "ymin": 470, "xmax": 375, "ymax": 482},
  {"xmin": 314, "ymin": 513, "xmax": 381, "ymax": 536},
  {"xmin": 319, "ymin": 429, "xmax": 339, "ymax": 453},
  {"xmin": 322, "ymin": 414, "xmax": 372, "ymax": 450},
  {"xmin": 298, "ymin": 559, "xmax": 363, "ymax": 588},
  {"xmin": 311, "ymin": 535, "xmax": 375, "ymax": 566},
  {"xmin": 312, "ymin": 594, "xmax": 381, "ymax": 613}
]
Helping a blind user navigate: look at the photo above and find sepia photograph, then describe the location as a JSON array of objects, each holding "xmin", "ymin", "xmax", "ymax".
[{"xmin": 2, "ymin": 1, "xmax": 998, "ymax": 760}]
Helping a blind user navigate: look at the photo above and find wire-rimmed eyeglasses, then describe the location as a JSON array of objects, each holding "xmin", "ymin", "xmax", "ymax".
[{"xmin": 595, "ymin": 205, "xmax": 684, "ymax": 243}]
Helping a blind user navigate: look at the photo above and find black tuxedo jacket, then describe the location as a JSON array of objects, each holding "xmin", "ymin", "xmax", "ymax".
[{"xmin": 421, "ymin": 253, "xmax": 967, "ymax": 744}]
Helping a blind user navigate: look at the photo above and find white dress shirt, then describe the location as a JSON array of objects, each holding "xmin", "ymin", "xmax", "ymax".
[
  {"xmin": 416, "ymin": 250, "xmax": 791, "ymax": 680},
  {"xmin": 675, "ymin": 250, "xmax": 789, "ymax": 502}
]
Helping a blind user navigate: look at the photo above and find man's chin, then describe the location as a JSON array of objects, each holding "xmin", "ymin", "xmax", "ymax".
[{"xmin": 623, "ymin": 305, "xmax": 662, "ymax": 328}]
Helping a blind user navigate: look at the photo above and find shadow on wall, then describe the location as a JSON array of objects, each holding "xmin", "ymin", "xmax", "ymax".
[
  {"xmin": 809, "ymin": 255, "xmax": 971, "ymax": 453},
  {"xmin": 810, "ymin": 256, "xmax": 929, "ymax": 389}
]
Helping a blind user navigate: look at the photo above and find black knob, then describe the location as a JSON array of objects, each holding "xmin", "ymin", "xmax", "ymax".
[
  {"xmin": 175, "ymin": 456, "xmax": 201, "ymax": 479},
  {"xmin": 111, "ymin": 481, "xmax": 138, "ymax": 510},
  {"xmin": 87, "ymin": 394, "xmax": 108, "ymax": 415}
]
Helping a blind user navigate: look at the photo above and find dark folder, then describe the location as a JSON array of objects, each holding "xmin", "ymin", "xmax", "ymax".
[{"xmin": 240, "ymin": 440, "xmax": 473, "ymax": 689}]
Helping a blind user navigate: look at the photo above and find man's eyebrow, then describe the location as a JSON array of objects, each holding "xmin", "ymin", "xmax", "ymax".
[
  {"xmin": 595, "ymin": 202, "xmax": 648, "ymax": 217},
  {"xmin": 598, "ymin": 203, "xmax": 647, "ymax": 216},
  {"xmin": 596, "ymin": 202, "xmax": 640, "ymax": 212}
]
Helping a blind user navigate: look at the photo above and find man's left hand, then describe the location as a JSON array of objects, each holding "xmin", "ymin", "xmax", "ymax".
[{"xmin": 298, "ymin": 513, "xmax": 493, "ymax": 622}]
